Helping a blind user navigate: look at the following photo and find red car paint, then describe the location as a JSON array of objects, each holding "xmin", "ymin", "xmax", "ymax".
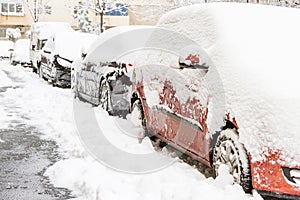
[{"xmin": 131, "ymin": 68, "xmax": 300, "ymax": 198}]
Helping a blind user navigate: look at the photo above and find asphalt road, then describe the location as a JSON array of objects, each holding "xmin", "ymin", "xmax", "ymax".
[
  {"xmin": 0, "ymin": 126, "xmax": 74, "ymax": 200},
  {"xmin": 0, "ymin": 65, "xmax": 74, "ymax": 200}
]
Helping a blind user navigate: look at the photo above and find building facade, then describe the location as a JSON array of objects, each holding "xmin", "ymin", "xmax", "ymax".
[{"xmin": 0, "ymin": 0, "xmax": 130, "ymax": 39}]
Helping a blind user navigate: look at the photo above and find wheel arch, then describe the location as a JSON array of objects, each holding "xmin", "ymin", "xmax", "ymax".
[
  {"xmin": 130, "ymin": 92, "xmax": 141, "ymax": 111},
  {"xmin": 209, "ymin": 120, "xmax": 239, "ymax": 166}
]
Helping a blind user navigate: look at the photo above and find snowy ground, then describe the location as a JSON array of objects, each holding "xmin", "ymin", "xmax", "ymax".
[{"xmin": 0, "ymin": 61, "xmax": 263, "ymax": 200}]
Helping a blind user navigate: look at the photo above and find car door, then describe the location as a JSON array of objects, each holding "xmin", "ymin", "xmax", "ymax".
[
  {"xmin": 78, "ymin": 63, "xmax": 100, "ymax": 105},
  {"xmin": 145, "ymin": 54, "xmax": 210, "ymax": 159},
  {"xmin": 172, "ymin": 66, "xmax": 210, "ymax": 158},
  {"xmin": 40, "ymin": 51, "xmax": 51, "ymax": 78}
]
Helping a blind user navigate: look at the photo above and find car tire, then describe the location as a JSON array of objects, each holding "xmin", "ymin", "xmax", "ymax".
[
  {"xmin": 212, "ymin": 129, "xmax": 252, "ymax": 193},
  {"xmin": 52, "ymin": 80, "xmax": 57, "ymax": 87},
  {"xmin": 38, "ymin": 64, "xmax": 43, "ymax": 78},
  {"xmin": 99, "ymin": 80, "xmax": 112, "ymax": 114},
  {"xmin": 72, "ymin": 82, "xmax": 79, "ymax": 99},
  {"xmin": 131, "ymin": 99, "xmax": 147, "ymax": 142}
]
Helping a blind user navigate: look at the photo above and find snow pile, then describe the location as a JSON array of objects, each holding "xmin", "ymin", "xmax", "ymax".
[
  {"xmin": 0, "ymin": 62, "xmax": 263, "ymax": 200},
  {"xmin": 45, "ymin": 107, "xmax": 262, "ymax": 200},
  {"xmin": 0, "ymin": 40, "xmax": 14, "ymax": 58},
  {"xmin": 6, "ymin": 28, "xmax": 21, "ymax": 40},
  {"xmin": 0, "ymin": 69, "xmax": 13, "ymax": 87},
  {"xmin": 11, "ymin": 39, "xmax": 30, "ymax": 63},
  {"xmin": 157, "ymin": 3, "xmax": 300, "ymax": 165},
  {"xmin": 45, "ymin": 155, "xmax": 262, "ymax": 200},
  {"xmin": 0, "ymin": 63, "xmax": 85, "ymax": 157}
]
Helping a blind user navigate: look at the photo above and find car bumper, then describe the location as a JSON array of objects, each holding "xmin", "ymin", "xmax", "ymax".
[
  {"xmin": 258, "ymin": 190, "xmax": 300, "ymax": 200},
  {"xmin": 251, "ymin": 151, "xmax": 300, "ymax": 198},
  {"xmin": 53, "ymin": 69, "xmax": 71, "ymax": 88},
  {"xmin": 20, "ymin": 62, "xmax": 31, "ymax": 67}
]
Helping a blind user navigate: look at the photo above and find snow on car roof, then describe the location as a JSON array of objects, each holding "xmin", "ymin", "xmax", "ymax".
[
  {"xmin": 84, "ymin": 26, "xmax": 155, "ymax": 64},
  {"xmin": 44, "ymin": 30, "xmax": 98, "ymax": 62},
  {"xmin": 31, "ymin": 22, "xmax": 72, "ymax": 40},
  {"xmin": 157, "ymin": 3, "xmax": 300, "ymax": 164}
]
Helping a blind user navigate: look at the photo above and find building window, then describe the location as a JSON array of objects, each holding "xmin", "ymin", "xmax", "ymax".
[
  {"xmin": 9, "ymin": 3, "xmax": 15, "ymax": 12},
  {"xmin": 0, "ymin": 2, "xmax": 24, "ymax": 16},
  {"xmin": 105, "ymin": 3, "xmax": 128, "ymax": 16},
  {"xmin": 1, "ymin": 3, "xmax": 7, "ymax": 13},
  {"xmin": 0, "ymin": 28, "xmax": 6, "ymax": 38}
]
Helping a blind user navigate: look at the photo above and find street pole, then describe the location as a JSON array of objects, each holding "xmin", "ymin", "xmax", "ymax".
[
  {"xmin": 100, "ymin": 1, "xmax": 105, "ymax": 33},
  {"xmin": 34, "ymin": 0, "xmax": 37, "ymax": 22}
]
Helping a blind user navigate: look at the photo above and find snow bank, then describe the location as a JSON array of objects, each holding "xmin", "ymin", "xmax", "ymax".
[
  {"xmin": 12, "ymin": 39, "xmax": 30, "ymax": 63},
  {"xmin": 0, "ymin": 68, "xmax": 13, "ymax": 87},
  {"xmin": 0, "ymin": 40, "xmax": 14, "ymax": 58},
  {"xmin": 0, "ymin": 62, "xmax": 262, "ymax": 200},
  {"xmin": 45, "ymin": 106, "xmax": 262, "ymax": 200},
  {"xmin": 0, "ymin": 63, "xmax": 85, "ymax": 157},
  {"xmin": 157, "ymin": 3, "xmax": 300, "ymax": 164},
  {"xmin": 45, "ymin": 155, "xmax": 262, "ymax": 200}
]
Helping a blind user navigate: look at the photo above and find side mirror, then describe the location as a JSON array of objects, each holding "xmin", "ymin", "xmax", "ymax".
[
  {"xmin": 43, "ymin": 47, "xmax": 52, "ymax": 54},
  {"xmin": 81, "ymin": 52, "xmax": 87, "ymax": 59}
]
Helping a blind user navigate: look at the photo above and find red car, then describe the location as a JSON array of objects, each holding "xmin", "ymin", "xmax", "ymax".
[{"xmin": 128, "ymin": 3, "xmax": 300, "ymax": 199}]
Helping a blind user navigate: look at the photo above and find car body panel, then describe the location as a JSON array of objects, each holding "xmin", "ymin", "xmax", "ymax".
[
  {"xmin": 40, "ymin": 31, "xmax": 97, "ymax": 88},
  {"xmin": 29, "ymin": 22, "xmax": 72, "ymax": 71},
  {"xmin": 76, "ymin": 62, "xmax": 130, "ymax": 111},
  {"xmin": 155, "ymin": 3, "xmax": 300, "ymax": 197}
]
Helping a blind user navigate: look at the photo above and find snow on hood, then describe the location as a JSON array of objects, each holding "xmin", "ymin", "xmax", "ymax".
[
  {"xmin": 44, "ymin": 31, "xmax": 98, "ymax": 63},
  {"xmin": 157, "ymin": 3, "xmax": 300, "ymax": 165}
]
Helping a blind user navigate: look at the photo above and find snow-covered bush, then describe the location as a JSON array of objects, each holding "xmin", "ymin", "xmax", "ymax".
[
  {"xmin": 73, "ymin": 1, "xmax": 99, "ymax": 33},
  {"xmin": 6, "ymin": 28, "xmax": 21, "ymax": 42}
]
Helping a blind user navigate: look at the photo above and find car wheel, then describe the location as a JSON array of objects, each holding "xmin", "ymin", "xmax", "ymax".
[
  {"xmin": 38, "ymin": 64, "xmax": 43, "ymax": 78},
  {"xmin": 52, "ymin": 79, "xmax": 57, "ymax": 87},
  {"xmin": 212, "ymin": 129, "xmax": 252, "ymax": 193},
  {"xmin": 99, "ymin": 80, "xmax": 112, "ymax": 114},
  {"xmin": 131, "ymin": 99, "xmax": 147, "ymax": 142},
  {"xmin": 72, "ymin": 82, "xmax": 79, "ymax": 99}
]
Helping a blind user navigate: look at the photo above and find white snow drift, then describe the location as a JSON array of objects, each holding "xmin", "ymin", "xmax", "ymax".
[
  {"xmin": 0, "ymin": 60, "xmax": 262, "ymax": 199},
  {"xmin": 157, "ymin": 3, "xmax": 300, "ymax": 165}
]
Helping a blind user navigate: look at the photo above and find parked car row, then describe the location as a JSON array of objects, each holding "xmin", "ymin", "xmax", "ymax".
[
  {"xmin": 26, "ymin": 22, "xmax": 98, "ymax": 88},
  {"xmin": 39, "ymin": 30, "xmax": 98, "ymax": 87},
  {"xmin": 1, "ymin": 3, "xmax": 299, "ymax": 199},
  {"xmin": 71, "ymin": 3, "xmax": 300, "ymax": 199}
]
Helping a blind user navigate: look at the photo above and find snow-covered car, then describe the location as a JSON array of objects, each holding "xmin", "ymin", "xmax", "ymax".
[
  {"xmin": 0, "ymin": 40, "xmax": 14, "ymax": 60},
  {"xmin": 73, "ymin": 26, "xmax": 151, "ymax": 116},
  {"xmin": 29, "ymin": 22, "xmax": 72, "ymax": 73},
  {"xmin": 10, "ymin": 39, "xmax": 31, "ymax": 67},
  {"xmin": 40, "ymin": 31, "xmax": 98, "ymax": 87},
  {"xmin": 127, "ymin": 3, "xmax": 300, "ymax": 199}
]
